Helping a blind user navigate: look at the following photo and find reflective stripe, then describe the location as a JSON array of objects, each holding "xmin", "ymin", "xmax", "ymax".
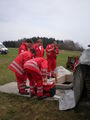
[
  {"xmin": 13, "ymin": 61, "xmax": 24, "ymax": 72},
  {"xmin": 27, "ymin": 61, "xmax": 38, "ymax": 67},
  {"xmin": 29, "ymin": 64, "xmax": 39, "ymax": 70},
  {"xmin": 20, "ymin": 86, "xmax": 25, "ymax": 89},
  {"xmin": 49, "ymin": 72, "xmax": 52, "ymax": 77},
  {"xmin": 37, "ymin": 86, "xmax": 43, "ymax": 90},
  {"xmin": 26, "ymin": 60, "xmax": 37, "ymax": 66},
  {"xmin": 30, "ymin": 90, "xmax": 34, "ymax": 92},
  {"xmin": 24, "ymin": 60, "xmax": 39, "ymax": 70},
  {"xmin": 37, "ymin": 89, "xmax": 43, "ymax": 93},
  {"xmin": 10, "ymin": 64, "xmax": 23, "ymax": 75},
  {"xmin": 24, "ymin": 63, "xmax": 39, "ymax": 71},
  {"xmin": 30, "ymin": 86, "xmax": 34, "ymax": 89},
  {"xmin": 41, "ymin": 68, "xmax": 47, "ymax": 72},
  {"xmin": 42, "ymin": 78, "xmax": 47, "ymax": 80}
]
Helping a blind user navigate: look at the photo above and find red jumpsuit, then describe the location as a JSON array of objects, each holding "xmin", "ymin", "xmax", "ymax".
[
  {"xmin": 32, "ymin": 43, "xmax": 44, "ymax": 57},
  {"xmin": 19, "ymin": 42, "xmax": 29, "ymax": 86},
  {"xmin": 73, "ymin": 58, "xmax": 79, "ymax": 72},
  {"xmin": 19, "ymin": 42, "xmax": 28, "ymax": 54},
  {"xmin": 8, "ymin": 51, "xmax": 33, "ymax": 94},
  {"xmin": 46, "ymin": 44, "xmax": 59, "ymax": 77},
  {"xmin": 24, "ymin": 57, "xmax": 48, "ymax": 97}
]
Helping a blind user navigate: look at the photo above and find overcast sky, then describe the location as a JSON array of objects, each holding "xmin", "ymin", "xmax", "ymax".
[{"xmin": 0, "ymin": 0, "xmax": 90, "ymax": 48}]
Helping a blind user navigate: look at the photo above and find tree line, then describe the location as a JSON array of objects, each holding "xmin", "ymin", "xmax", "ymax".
[{"xmin": 3, "ymin": 37, "xmax": 83, "ymax": 51}]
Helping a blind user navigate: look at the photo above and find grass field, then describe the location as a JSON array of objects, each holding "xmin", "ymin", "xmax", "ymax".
[{"xmin": 0, "ymin": 48, "xmax": 90, "ymax": 120}]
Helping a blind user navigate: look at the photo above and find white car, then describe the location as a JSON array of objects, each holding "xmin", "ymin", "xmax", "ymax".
[{"xmin": 0, "ymin": 42, "xmax": 8, "ymax": 54}]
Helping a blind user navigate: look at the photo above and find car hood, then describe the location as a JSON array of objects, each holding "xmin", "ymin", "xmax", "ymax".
[{"xmin": 1, "ymin": 48, "xmax": 8, "ymax": 51}]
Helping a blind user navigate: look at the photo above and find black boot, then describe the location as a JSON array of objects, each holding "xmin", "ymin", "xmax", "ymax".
[
  {"xmin": 19, "ymin": 90, "xmax": 29, "ymax": 95},
  {"xmin": 37, "ymin": 96, "xmax": 48, "ymax": 100},
  {"xmin": 25, "ymin": 85, "xmax": 30, "ymax": 89}
]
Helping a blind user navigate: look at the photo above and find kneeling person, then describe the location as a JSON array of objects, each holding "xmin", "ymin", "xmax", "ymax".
[{"xmin": 24, "ymin": 57, "xmax": 48, "ymax": 99}]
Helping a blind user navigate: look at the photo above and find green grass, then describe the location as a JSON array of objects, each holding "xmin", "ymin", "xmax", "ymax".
[
  {"xmin": 0, "ymin": 48, "xmax": 18, "ymax": 85},
  {"xmin": 57, "ymin": 50, "xmax": 80, "ymax": 67},
  {"xmin": 0, "ymin": 92, "xmax": 90, "ymax": 120},
  {"xmin": 1, "ymin": 48, "xmax": 90, "ymax": 120}
]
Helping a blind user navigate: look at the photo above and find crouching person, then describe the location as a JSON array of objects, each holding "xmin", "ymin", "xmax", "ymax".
[
  {"xmin": 8, "ymin": 49, "xmax": 35, "ymax": 95},
  {"xmin": 24, "ymin": 57, "xmax": 48, "ymax": 99}
]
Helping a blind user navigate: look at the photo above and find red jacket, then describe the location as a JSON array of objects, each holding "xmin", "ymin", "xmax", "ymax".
[
  {"xmin": 32, "ymin": 43, "xmax": 44, "ymax": 57},
  {"xmin": 19, "ymin": 42, "xmax": 28, "ymax": 54},
  {"xmin": 46, "ymin": 44, "xmax": 59, "ymax": 59},
  {"xmin": 8, "ymin": 51, "xmax": 33, "ymax": 77},
  {"xmin": 73, "ymin": 58, "xmax": 79, "ymax": 72},
  {"xmin": 24, "ymin": 57, "xmax": 48, "ymax": 77}
]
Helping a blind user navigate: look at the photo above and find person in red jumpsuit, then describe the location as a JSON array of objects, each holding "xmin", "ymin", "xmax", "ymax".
[
  {"xmin": 46, "ymin": 41, "xmax": 59, "ymax": 78},
  {"xmin": 32, "ymin": 39, "xmax": 45, "ymax": 57},
  {"xmin": 19, "ymin": 39, "xmax": 33, "ymax": 88},
  {"xmin": 24, "ymin": 57, "xmax": 48, "ymax": 99},
  {"xmin": 73, "ymin": 57, "xmax": 79, "ymax": 72},
  {"xmin": 19, "ymin": 39, "xmax": 32, "ymax": 54},
  {"xmin": 8, "ymin": 47, "xmax": 35, "ymax": 95}
]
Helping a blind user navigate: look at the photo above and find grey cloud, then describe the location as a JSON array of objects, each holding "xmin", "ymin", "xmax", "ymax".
[{"xmin": 0, "ymin": 0, "xmax": 90, "ymax": 48}]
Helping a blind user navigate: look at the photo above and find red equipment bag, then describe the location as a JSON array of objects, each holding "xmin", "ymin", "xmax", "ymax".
[{"xmin": 43, "ymin": 81, "xmax": 56, "ymax": 97}]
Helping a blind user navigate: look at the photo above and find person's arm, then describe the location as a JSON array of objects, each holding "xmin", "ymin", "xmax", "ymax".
[
  {"xmin": 54, "ymin": 46, "xmax": 59, "ymax": 54},
  {"xmin": 46, "ymin": 45, "xmax": 54, "ymax": 53}
]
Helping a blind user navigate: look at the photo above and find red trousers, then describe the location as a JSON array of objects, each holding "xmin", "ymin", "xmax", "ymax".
[
  {"xmin": 47, "ymin": 58, "xmax": 56, "ymax": 77},
  {"xmin": 15, "ymin": 72, "xmax": 27, "ymax": 93},
  {"xmin": 26, "ymin": 69, "xmax": 43, "ymax": 97}
]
